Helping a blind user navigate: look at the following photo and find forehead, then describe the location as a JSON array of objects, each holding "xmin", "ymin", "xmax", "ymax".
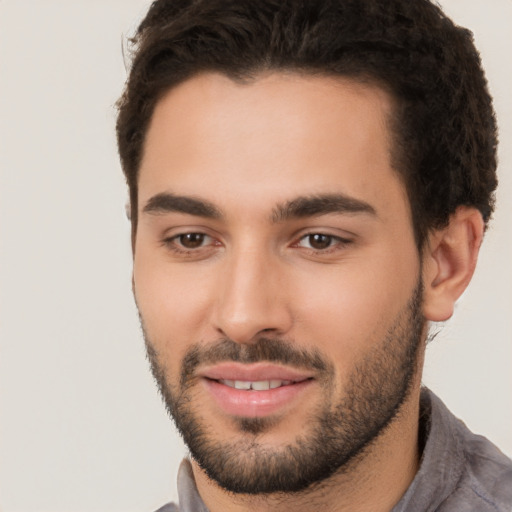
[{"xmin": 138, "ymin": 72, "xmax": 407, "ymax": 221}]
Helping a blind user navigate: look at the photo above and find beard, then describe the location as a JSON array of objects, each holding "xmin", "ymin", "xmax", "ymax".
[{"xmin": 141, "ymin": 279, "xmax": 425, "ymax": 495}]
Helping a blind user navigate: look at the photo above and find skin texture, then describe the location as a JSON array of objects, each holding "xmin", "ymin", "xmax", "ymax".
[
  {"xmin": 142, "ymin": 280, "xmax": 424, "ymax": 495},
  {"xmin": 133, "ymin": 72, "xmax": 484, "ymax": 512}
]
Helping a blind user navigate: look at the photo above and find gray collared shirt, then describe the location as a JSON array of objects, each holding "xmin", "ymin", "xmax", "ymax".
[{"xmin": 156, "ymin": 389, "xmax": 512, "ymax": 511}]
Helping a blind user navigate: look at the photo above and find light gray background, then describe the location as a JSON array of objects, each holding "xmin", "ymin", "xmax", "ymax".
[{"xmin": 0, "ymin": 1, "xmax": 510, "ymax": 511}]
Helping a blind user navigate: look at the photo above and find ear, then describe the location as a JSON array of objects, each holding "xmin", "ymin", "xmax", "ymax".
[{"xmin": 422, "ymin": 207, "xmax": 484, "ymax": 322}]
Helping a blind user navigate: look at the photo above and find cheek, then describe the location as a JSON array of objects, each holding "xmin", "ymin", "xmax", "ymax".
[
  {"xmin": 292, "ymin": 250, "xmax": 419, "ymax": 368},
  {"xmin": 133, "ymin": 248, "xmax": 214, "ymax": 362}
]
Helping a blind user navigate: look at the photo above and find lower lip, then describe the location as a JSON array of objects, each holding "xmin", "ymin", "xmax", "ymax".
[{"xmin": 203, "ymin": 378, "xmax": 314, "ymax": 418}]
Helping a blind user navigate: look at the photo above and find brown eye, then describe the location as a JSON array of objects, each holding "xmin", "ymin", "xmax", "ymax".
[
  {"xmin": 306, "ymin": 234, "xmax": 333, "ymax": 250},
  {"xmin": 296, "ymin": 233, "xmax": 352, "ymax": 252},
  {"xmin": 178, "ymin": 233, "xmax": 206, "ymax": 248}
]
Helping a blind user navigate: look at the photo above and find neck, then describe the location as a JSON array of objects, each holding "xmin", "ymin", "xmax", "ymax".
[{"xmin": 192, "ymin": 384, "xmax": 422, "ymax": 512}]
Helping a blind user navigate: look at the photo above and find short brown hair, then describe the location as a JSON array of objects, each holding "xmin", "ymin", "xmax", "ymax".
[{"xmin": 116, "ymin": 0, "xmax": 498, "ymax": 247}]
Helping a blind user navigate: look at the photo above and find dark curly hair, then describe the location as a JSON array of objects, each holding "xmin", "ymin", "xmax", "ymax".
[{"xmin": 116, "ymin": 0, "xmax": 498, "ymax": 248}]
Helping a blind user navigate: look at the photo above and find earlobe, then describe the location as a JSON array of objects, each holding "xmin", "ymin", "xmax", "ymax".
[{"xmin": 422, "ymin": 207, "xmax": 484, "ymax": 322}]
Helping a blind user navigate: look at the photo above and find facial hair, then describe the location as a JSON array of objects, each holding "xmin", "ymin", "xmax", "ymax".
[{"xmin": 142, "ymin": 279, "xmax": 425, "ymax": 495}]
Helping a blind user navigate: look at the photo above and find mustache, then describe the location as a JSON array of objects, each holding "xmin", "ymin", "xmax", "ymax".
[{"xmin": 180, "ymin": 337, "xmax": 332, "ymax": 386}]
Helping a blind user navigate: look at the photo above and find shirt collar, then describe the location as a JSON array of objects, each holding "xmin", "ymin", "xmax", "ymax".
[{"xmin": 391, "ymin": 388, "xmax": 465, "ymax": 511}]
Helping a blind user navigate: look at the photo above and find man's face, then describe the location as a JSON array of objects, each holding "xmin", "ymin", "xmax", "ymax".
[{"xmin": 134, "ymin": 73, "xmax": 425, "ymax": 493}]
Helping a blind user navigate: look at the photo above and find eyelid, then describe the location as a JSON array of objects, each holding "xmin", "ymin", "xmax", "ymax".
[
  {"xmin": 161, "ymin": 224, "xmax": 221, "ymax": 242},
  {"xmin": 294, "ymin": 227, "xmax": 354, "ymax": 241},
  {"xmin": 159, "ymin": 226, "xmax": 355, "ymax": 256},
  {"xmin": 161, "ymin": 229, "xmax": 222, "ymax": 256},
  {"xmin": 292, "ymin": 230, "xmax": 354, "ymax": 253}
]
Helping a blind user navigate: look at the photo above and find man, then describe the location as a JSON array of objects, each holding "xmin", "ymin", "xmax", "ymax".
[{"xmin": 116, "ymin": 0, "xmax": 512, "ymax": 510}]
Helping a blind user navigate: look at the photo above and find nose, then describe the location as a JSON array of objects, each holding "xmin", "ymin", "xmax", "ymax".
[{"xmin": 212, "ymin": 246, "xmax": 293, "ymax": 344}]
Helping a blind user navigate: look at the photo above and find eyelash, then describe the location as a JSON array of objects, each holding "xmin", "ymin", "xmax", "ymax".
[
  {"xmin": 162, "ymin": 231, "xmax": 353, "ymax": 257},
  {"xmin": 294, "ymin": 233, "xmax": 352, "ymax": 253},
  {"xmin": 162, "ymin": 233, "xmax": 216, "ymax": 255}
]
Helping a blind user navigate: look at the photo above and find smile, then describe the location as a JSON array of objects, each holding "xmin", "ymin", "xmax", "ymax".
[
  {"xmin": 198, "ymin": 363, "xmax": 316, "ymax": 417},
  {"xmin": 218, "ymin": 379, "xmax": 293, "ymax": 390}
]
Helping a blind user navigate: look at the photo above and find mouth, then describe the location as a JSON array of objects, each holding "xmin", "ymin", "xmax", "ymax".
[
  {"xmin": 216, "ymin": 379, "xmax": 296, "ymax": 390},
  {"xmin": 199, "ymin": 363, "xmax": 315, "ymax": 418}
]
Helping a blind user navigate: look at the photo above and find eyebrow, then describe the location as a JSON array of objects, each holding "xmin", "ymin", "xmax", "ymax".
[
  {"xmin": 142, "ymin": 192, "xmax": 376, "ymax": 222},
  {"xmin": 143, "ymin": 192, "xmax": 223, "ymax": 219},
  {"xmin": 271, "ymin": 193, "xmax": 376, "ymax": 223}
]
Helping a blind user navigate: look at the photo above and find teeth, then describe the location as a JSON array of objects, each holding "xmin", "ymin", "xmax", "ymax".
[
  {"xmin": 251, "ymin": 381, "xmax": 270, "ymax": 391},
  {"xmin": 269, "ymin": 380, "xmax": 283, "ymax": 389},
  {"xmin": 219, "ymin": 379, "xmax": 291, "ymax": 390},
  {"xmin": 234, "ymin": 380, "xmax": 251, "ymax": 390}
]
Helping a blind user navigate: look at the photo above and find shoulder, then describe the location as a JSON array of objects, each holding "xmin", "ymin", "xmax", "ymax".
[
  {"xmin": 431, "ymin": 392, "xmax": 512, "ymax": 511},
  {"xmin": 394, "ymin": 389, "xmax": 512, "ymax": 512},
  {"xmin": 440, "ymin": 419, "xmax": 512, "ymax": 511}
]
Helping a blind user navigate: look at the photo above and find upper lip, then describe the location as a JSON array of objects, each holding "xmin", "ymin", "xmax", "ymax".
[{"xmin": 198, "ymin": 362, "xmax": 314, "ymax": 382}]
